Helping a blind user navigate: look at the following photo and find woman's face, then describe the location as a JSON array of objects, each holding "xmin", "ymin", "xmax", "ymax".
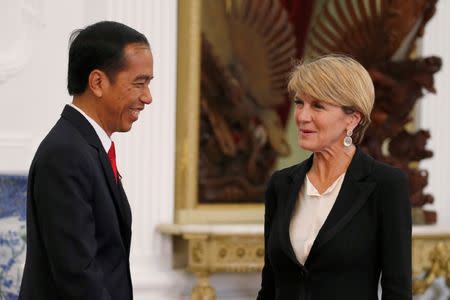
[{"xmin": 294, "ymin": 92, "xmax": 361, "ymax": 152}]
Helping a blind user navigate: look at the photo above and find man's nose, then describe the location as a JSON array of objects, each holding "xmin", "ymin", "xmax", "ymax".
[{"xmin": 141, "ymin": 86, "xmax": 152, "ymax": 104}]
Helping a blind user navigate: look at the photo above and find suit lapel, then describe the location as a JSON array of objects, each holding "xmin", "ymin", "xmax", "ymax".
[
  {"xmin": 118, "ymin": 180, "xmax": 132, "ymax": 255},
  {"xmin": 306, "ymin": 148, "xmax": 376, "ymax": 263},
  {"xmin": 99, "ymin": 152, "xmax": 131, "ymax": 232},
  {"xmin": 278, "ymin": 156, "xmax": 313, "ymax": 267},
  {"xmin": 61, "ymin": 105, "xmax": 131, "ymax": 252}
]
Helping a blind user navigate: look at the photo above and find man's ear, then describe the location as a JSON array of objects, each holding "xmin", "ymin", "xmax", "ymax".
[{"xmin": 88, "ymin": 69, "xmax": 107, "ymax": 98}]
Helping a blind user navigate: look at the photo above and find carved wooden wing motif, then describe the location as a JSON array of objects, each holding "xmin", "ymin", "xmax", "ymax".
[
  {"xmin": 199, "ymin": 0, "xmax": 298, "ymax": 203},
  {"xmin": 302, "ymin": 0, "xmax": 441, "ymax": 224},
  {"xmin": 204, "ymin": 0, "xmax": 297, "ymax": 108},
  {"xmin": 303, "ymin": 0, "xmax": 437, "ymax": 64}
]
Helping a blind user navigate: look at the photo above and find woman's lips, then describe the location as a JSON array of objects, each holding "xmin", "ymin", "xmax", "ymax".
[{"xmin": 299, "ymin": 129, "xmax": 316, "ymax": 137}]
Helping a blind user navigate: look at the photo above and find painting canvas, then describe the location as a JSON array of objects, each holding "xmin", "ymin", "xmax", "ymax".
[{"xmin": 174, "ymin": 0, "xmax": 311, "ymax": 223}]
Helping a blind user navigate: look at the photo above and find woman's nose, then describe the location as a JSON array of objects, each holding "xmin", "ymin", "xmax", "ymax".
[{"xmin": 296, "ymin": 106, "xmax": 311, "ymax": 123}]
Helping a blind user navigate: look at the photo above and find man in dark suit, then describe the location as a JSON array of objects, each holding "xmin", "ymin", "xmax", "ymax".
[{"xmin": 19, "ymin": 21, "xmax": 153, "ymax": 300}]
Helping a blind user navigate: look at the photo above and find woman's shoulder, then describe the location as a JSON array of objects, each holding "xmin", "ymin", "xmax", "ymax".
[
  {"xmin": 367, "ymin": 157, "xmax": 411, "ymax": 214},
  {"xmin": 270, "ymin": 159, "xmax": 310, "ymax": 182},
  {"xmin": 369, "ymin": 159, "xmax": 408, "ymax": 190},
  {"xmin": 369, "ymin": 158, "xmax": 408, "ymax": 186}
]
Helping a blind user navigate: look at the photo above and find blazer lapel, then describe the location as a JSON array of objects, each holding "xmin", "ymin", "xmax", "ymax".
[
  {"xmin": 99, "ymin": 155, "xmax": 133, "ymax": 256},
  {"xmin": 118, "ymin": 180, "xmax": 132, "ymax": 255},
  {"xmin": 306, "ymin": 148, "xmax": 376, "ymax": 262},
  {"xmin": 99, "ymin": 153, "xmax": 130, "ymax": 228},
  {"xmin": 62, "ymin": 105, "xmax": 131, "ymax": 252},
  {"xmin": 278, "ymin": 155, "xmax": 313, "ymax": 267}
]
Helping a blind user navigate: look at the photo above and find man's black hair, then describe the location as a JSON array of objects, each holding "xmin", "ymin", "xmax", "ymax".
[{"xmin": 67, "ymin": 21, "xmax": 149, "ymax": 95}]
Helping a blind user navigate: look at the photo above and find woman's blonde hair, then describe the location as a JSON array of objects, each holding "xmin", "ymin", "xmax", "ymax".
[{"xmin": 287, "ymin": 54, "xmax": 374, "ymax": 144}]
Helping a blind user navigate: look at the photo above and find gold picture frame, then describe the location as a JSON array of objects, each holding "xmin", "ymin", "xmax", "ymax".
[
  {"xmin": 175, "ymin": 0, "xmax": 264, "ymax": 224},
  {"xmin": 174, "ymin": 0, "xmax": 311, "ymax": 224}
]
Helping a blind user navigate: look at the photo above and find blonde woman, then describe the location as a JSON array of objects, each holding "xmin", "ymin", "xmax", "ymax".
[{"xmin": 257, "ymin": 55, "xmax": 411, "ymax": 300}]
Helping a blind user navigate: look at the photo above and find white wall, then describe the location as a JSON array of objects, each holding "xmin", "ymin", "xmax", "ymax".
[
  {"xmin": 419, "ymin": 0, "xmax": 450, "ymax": 228},
  {"xmin": 0, "ymin": 0, "xmax": 80, "ymax": 174},
  {"xmin": 415, "ymin": 1, "xmax": 450, "ymax": 299}
]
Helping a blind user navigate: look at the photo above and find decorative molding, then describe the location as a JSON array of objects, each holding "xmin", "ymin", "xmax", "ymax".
[
  {"xmin": 160, "ymin": 224, "xmax": 450, "ymax": 299},
  {"xmin": 0, "ymin": 0, "xmax": 44, "ymax": 83},
  {"xmin": 413, "ymin": 239, "xmax": 450, "ymax": 295},
  {"xmin": 158, "ymin": 224, "xmax": 265, "ymax": 299}
]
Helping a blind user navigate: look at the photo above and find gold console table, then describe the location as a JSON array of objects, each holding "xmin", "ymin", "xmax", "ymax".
[
  {"xmin": 412, "ymin": 225, "xmax": 450, "ymax": 296},
  {"xmin": 158, "ymin": 224, "xmax": 450, "ymax": 300}
]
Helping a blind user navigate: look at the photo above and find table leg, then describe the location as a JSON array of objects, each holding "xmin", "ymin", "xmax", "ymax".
[{"xmin": 191, "ymin": 271, "xmax": 216, "ymax": 300}]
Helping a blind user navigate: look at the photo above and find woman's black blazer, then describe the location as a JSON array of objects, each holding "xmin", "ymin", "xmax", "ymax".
[{"xmin": 257, "ymin": 148, "xmax": 412, "ymax": 300}]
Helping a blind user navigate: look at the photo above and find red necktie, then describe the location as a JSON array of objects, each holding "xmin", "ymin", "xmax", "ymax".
[{"xmin": 108, "ymin": 141, "xmax": 118, "ymax": 182}]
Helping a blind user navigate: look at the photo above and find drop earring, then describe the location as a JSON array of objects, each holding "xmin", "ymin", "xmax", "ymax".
[{"xmin": 343, "ymin": 128, "xmax": 353, "ymax": 147}]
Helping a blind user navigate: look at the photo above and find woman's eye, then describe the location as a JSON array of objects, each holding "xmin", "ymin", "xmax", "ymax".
[
  {"xmin": 313, "ymin": 102, "xmax": 324, "ymax": 109},
  {"xmin": 294, "ymin": 98, "xmax": 303, "ymax": 106}
]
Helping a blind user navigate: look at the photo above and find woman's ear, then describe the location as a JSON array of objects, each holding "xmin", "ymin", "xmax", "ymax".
[
  {"xmin": 349, "ymin": 111, "xmax": 362, "ymax": 130},
  {"xmin": 88, "ymin": 69, "xmax": 107, "ymax": 98}
]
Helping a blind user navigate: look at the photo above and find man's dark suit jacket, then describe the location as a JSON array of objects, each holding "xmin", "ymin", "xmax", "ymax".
[
  {"xmin": 257, "ymin": 148, "xmax": 412, "ymax": 300},
  {"xmin": 19, "ymin": 105, "xmax": 133, "ymax": 300}
]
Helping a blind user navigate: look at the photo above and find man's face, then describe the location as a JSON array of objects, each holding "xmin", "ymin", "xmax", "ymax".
[{"xmin": 100, "ymin": 43, "xmax": 153, "ymax": 135}]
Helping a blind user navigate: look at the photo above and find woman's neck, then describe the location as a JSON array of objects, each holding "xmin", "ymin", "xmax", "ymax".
[{"xmin": 308, "ymin": 145, "xmax": 356, "ymax": 192}]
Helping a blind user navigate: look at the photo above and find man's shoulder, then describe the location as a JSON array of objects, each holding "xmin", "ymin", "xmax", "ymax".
[
  {"xmin": 42, "ymin": 117, "xmax": 85, "ymax": 144},
  {"xmin": 33, "ymin": 117, "xmax": 92, "ymax": 163}
]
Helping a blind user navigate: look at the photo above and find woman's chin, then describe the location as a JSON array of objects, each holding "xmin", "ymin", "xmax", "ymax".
[{"xmin": 298, "ymin": 140, "xmax": 317, "ymax": 152}]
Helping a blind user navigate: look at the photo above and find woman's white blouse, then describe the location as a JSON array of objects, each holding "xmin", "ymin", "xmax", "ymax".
[{"xmin": 289, "ymin": 173, "xmax": 346, "ymax": 264}]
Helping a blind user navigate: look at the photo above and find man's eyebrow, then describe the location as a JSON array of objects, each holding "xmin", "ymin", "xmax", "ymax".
[{"xmin": 133, "ymin": 74, "xmax": 153, "ymax": 81}]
